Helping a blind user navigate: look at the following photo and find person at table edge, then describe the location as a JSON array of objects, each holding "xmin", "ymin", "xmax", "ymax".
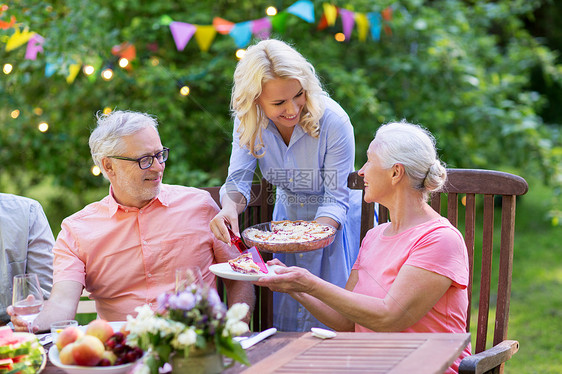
[
  {"xmin": 8, "ymin": 110, "xmax": 255, "ymax": 332},
  {"xmin": 0, "ymin": 193, "xmax": 54, "ymax": 325},
  {"xmin": 257, "ymin": 121, "xmax": 471, "ymax": 374}
]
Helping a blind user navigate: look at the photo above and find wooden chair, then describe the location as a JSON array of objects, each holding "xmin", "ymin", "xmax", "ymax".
[
  {"xmin": 348, "ymin": 169, "xmax": 528, "ymax": 374},
  {"xmin": 201, "ymin": 178, "xmax": 275, "ymax": 332}
]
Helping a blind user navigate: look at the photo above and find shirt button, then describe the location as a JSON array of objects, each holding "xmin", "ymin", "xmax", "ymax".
[
  {"xmin": 299, "ymin": 254, "xmax": 304, "ymax": 258},
  {"xmin": 300, "ymin": 203, "xmax": 304, "ymax": 207},
  {"xmin": 289, "ymin": 178, "xmax": 293, "ymax": 182},
  {"xmin": 147, "ymin": 273, "xmax": 152, "ymax": 278},
  {"xmin": 139, "ymin": 210, "xmax": 143, "ymax": 214},
  {"xmin": 298, "ymin": 308, "xmax": 302, "ymax": 313},
  {"xmin": 148, "ymin": 303, "xmax": 152, "ymax": 307},
  {"xmin": 143, "ymin": 240, "xmax": 148, "ymax": 245},
  {"xmin": 124, "ymin": 209, "xmax": 128, "ymax": 213}
]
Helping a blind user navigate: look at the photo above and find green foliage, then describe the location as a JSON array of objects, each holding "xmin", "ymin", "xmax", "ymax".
[{"xmin": 1, "ymin": 0, "xmax": 561, "ymax": 218}]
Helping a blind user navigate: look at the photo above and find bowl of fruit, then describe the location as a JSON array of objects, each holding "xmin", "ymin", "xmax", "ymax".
[{"xmin": 48, "ymin": 319, "xmax": 143, "ymax": 374}]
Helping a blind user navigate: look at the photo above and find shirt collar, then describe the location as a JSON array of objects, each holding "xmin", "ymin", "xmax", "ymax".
[
  {"xmin": 107, "ymin": 184, "xmax": 169, "ymax": 217},
  {"xmin": 266, "ymin": 121, "xmax": 306, "ymax": 147}
]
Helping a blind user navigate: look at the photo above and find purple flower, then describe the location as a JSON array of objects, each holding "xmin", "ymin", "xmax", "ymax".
[
  {"xmin": 169, "ymin": 291, "xmax": 196, "ymax": 311},
  {"xmin": 207, "ymin": 288, "xmax": 222, "ymax": 308},
  {"xmin": 157, "ymin": 292, "xmax": 171, "ymax": 311}
]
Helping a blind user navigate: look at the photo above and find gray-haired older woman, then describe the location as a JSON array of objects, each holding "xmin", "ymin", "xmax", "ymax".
[{"xmin": 258, "ymin": 121, "xmax": 471, "ymax": 373}]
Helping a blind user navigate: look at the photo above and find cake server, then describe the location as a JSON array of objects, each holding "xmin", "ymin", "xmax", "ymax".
[{"xmin": 227, "ymin": 226, "xmax": 268, "ymax": 274}]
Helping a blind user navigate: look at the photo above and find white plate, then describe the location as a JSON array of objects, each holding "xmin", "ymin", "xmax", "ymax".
[
  {"xmin": 48, "ymin": 345, "xmax": 136, "ymax": 374},
  {"xmin": 209, "ymin": 263, "xmax": 283, "ymax": 281}
]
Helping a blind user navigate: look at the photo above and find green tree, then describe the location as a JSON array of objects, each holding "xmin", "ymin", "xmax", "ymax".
[{"xmin": 1, "ymin": 0, "xmax": 561, "ymax": 223}]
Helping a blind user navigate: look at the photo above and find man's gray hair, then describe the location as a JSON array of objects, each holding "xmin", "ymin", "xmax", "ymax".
[{"xmin": 89, "ymin": 110, "xmax": 159, "ymax": 178}]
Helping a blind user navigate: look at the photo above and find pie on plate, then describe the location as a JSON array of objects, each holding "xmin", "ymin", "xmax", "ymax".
[{"xmin": 228, "ymin": 253, "xmax": 261, "ymax": 274}]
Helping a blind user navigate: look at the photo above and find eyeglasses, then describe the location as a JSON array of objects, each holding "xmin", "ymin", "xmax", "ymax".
[{"xmin": 109, "ymin": 147, "xmax": 169, "ymax": 170}]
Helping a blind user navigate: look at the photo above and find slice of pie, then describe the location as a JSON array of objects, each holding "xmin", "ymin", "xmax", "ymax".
[{"xmin": 228, "ymin": 253, "xmax": 261, "ymax": 274}]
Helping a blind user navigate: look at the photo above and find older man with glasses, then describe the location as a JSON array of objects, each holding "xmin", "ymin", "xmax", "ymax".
[{"xmin": 8, "ymin": 110, "xmax": 255, "ymax": 332}]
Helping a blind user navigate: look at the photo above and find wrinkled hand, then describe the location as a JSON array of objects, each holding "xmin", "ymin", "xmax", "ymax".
[
  {"xmin": 210, "ymin": 209, "xmax": 239, "ymax": 244},
  {"xmin": 256, "ymin": 264, "xmax": 316, "ymax": 294},
  {"xmin": 6, "ymin": 305, "xmax": 38, "ymax": 332}
]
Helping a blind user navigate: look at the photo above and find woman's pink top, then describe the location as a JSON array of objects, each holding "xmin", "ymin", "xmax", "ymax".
[{"xmin": 352, "ymin": 217, "xmax": 471, "ymax": 373}]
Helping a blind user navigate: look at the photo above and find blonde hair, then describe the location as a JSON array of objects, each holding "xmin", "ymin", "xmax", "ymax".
[{"xmin": 231, "ymin": 39, "xmax": 327, "ymax": 157}]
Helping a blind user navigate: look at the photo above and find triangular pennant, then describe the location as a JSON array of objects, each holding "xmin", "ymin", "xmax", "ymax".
[
  {"xmin": 213, "ymin": 17, "xmax": 234, "ymax": 35},
  {"xmin": 66, "ymin": 63, "xmax": 81, "ymax": 84},
  {"xmin": 0, "ymin": 15, "xmax": 16, "ymax": 30},
  {"xmin": 194, "ymin": 25, "xmax": 217, "ymax": 52},
  {"xmin": 45, "ymin": 62, "xmax": 57, "ymax": 77},
  {"xmin": 287, "ymin": 0, "xmax": 315, "ymax": 23},
  {"xmin": 230, "ymin": 21, "xmax": 253, "ymax": 48},
  {"xmin": 271, "ymin": 12, "xmax": 289, "ymax": 34},
  {"xmin": 317, "ymin": 14, "xmax": 328, "ymax": 31},
  {"xmin": 6, "ymin": 27, "xmax": 35, "ymax": 52},
  {"xmin": 252, "ymin": 17, "xmax": 271, "ymax": 40},
  {"xmin": 367, "ymin": 12, "xmax": 382, "ymax": 41},
  {"xmin": 381, "ymin": 7, "xmax": 393, "ymax": 21},
  {"xmin": 111, "ymin": 42, "xmax": 136, "ymax": 61},
  {"xmin": 322, "ymin": 3, "xmax": 338, "ymax": 26},
  {"xmin": 339, "ymin": 9, "xmax": 355, "ymax": 41},
  {"xmin": 354, "ymin": 12, "xmax": 369, "ymax": 42},
  {"xmin": 169, "ymin": 22, "xmax": 196, "ymax": 51},
  {"xmin": 24, "ymin": 33, "xmax": 45, "ymax": 60}
]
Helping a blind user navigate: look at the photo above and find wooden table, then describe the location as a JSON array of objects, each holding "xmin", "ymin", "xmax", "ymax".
[{"xmin": 43, "ymin": 332, "xmax": 470, "ymax": 374}]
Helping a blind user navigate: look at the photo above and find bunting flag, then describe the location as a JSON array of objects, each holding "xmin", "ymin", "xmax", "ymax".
[
  {"xmin": 24, "ymin": 33, "xmax": 44, "ymax": 60},
  {"xmin": 169, "ymin": 21, "xmax": 196, "ymax": 51},
  {"xmin": 66, "ymin": 63, "xmax": 81, "ymax": 84},
  {"xmin": 2, "ymin": 1, "xmax": 395, "ymax": 84},
  {"xmin": 229, "ymin": 21, "xmax": 253, "ymax": 48},
  {"xmin": 252, "ymin": 17, "xmax": 272, "ymax": 40},
  {"xmin": 367, "ymin": 12, "xmax": 382, "ymax": 41},
  {"xmin": 355, "ymin": 13, "xmax": 369, "ymax": 42},
  {"xmin": 271, "ymin": 12, "xmax": 289, "ymax": 34},
  {"xmin": 194, "ymin": 25, "xmax": 216, "ymax": 52},
  {"xmin": 5, "ymin": 27, "xmax": 35, "ymax": 51},
  {"xmin": 213, "ymin": 17, "xmax": 234, "ymax": 35},
  {"xmin": 0, "ymin": 15, "xmax": 16, "ymax": 29},
  {"xmin": 322, "ymin": 3, "xmax": 338, "ymax": 27},
  {"xmin": 339, "ymin": 9, "xmax": 355, "ymax": 41},
  {"xmin": 287, "ymin": 0, "xmax": 315, "ymax": 23}
]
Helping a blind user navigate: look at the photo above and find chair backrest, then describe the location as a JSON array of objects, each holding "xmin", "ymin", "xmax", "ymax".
[
  {"xmin": 348, "ymin": 169, "xmax": 528, "ymax": 354},
  {"xmin": 201, "ymin": 179, "xmax": 275, "ymax": 331}
]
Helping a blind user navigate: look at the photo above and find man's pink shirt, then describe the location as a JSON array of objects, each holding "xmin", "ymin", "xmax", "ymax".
[
  {"xmin": 352, "ymin": 217, "xmax": 471, "ymax": 373},
  {"xmin": 53, "ymin": 184, "xmax": 233, "ymax": 321}
]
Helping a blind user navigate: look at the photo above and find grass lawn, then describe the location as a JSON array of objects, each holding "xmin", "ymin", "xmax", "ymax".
[{"xmin": 504, "ymin": 178, "xmax": 562, "ymax": 373}]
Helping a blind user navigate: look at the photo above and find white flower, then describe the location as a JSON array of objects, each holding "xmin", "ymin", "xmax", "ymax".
[
  {"xmin": 228, "ymin": 321, "xmax": 249, "ymax": 337},
  {"xmin": 226, "ymin": 303, "xmax": 249, "ymax": 322},
  {"xmin": 172, "ymin": 328, "xmax": 197, "ymax": 349}
]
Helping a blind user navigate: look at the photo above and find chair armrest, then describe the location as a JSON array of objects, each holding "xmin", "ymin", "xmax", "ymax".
[{"xmin": 459, "ymin": 340, "xmax": 519, "ymax": 374}]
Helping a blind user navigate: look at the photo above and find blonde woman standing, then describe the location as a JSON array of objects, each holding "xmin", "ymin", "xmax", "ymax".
[{"xmin": 210, "ymin": 39, "xmax": 361, "ymax": 332}]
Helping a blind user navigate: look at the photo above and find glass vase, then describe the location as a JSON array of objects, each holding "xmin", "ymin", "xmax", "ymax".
[{"xmin": 170, "ymin": 345, "xmax": 225, "ymax": 374}]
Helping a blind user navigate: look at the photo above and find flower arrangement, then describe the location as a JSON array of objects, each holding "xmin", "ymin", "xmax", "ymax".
[{"xmin": 125, "ymin": 285, "xmax": 250, "ymax": 374}]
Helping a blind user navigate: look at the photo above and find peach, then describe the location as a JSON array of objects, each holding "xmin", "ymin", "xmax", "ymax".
[
  {"xmin": 86, "ymin": 319, "xmax": 114, "ymax": 344},
  {"xmin": 71, "ymin": 335, "xmax": 105, "ymax": 366},
  {"xmin": 56, "ymin": 326, "xmax": 84, "ymax": 351},
  {"xmin": 59, "ymin": 342, "xmax": 76, "ymax": 365}
]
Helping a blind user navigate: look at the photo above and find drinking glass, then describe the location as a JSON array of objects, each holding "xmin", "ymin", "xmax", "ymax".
[
  {"xmin": 175, "ymin": 267, "xmax": 202, "ymax": 292},
  {"xmin": 12, "ymin": 273, "xmax": 44, "ymax": 333},
  {"xmin": 50, "ymin": 320, "xmax": 78, "ymax": 343}
]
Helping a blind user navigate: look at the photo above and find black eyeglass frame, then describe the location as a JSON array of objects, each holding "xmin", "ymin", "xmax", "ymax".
[{"xmin": 108, "ymin": 147, "xmax": 169, "ymax": 170}]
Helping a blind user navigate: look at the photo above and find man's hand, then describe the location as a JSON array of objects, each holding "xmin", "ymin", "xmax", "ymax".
[{"xmin": 7, "ymin": 305, "xmax": 38, "ymax": 332}]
